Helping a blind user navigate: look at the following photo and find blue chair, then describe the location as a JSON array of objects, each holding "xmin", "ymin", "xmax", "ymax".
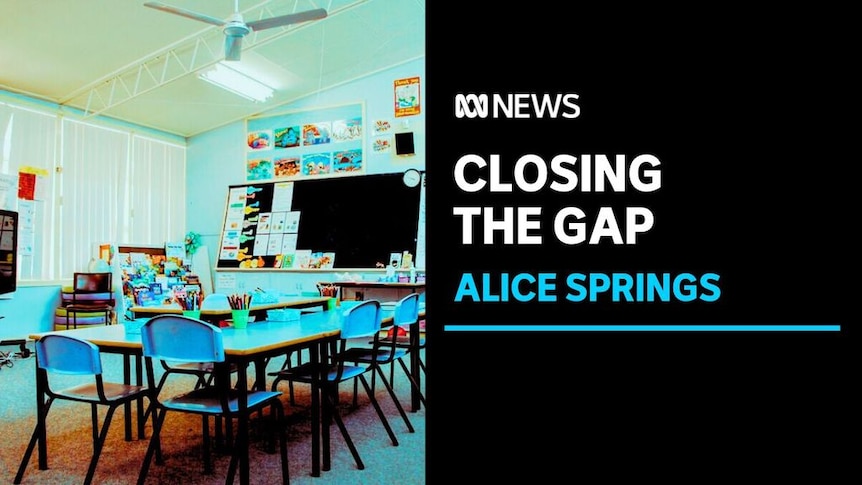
[
  {"xmin": 269, "ymin": 299, "xmax": 406, "ymax": 471},
  {"xmin": 14, "ymin": 334, "xmax": 150, "ymax": 485},
  {"xmin": 370, "ymin": 293, "xmax": 426, "ymax": 402},
  {"xmin": 137, "ymin": 315, "xmax": 289, "ymax": 484}
]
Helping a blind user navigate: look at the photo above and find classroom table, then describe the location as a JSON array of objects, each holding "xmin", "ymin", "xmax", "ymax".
[
  {"xmin": 129, "ymin": 295, "xmax": 332, "ymax": 323},
  {"xmin": 319, "ymin": 280, "xmax": 425, "ymax": 303},
  {"xmin": 28, "ymin": 311, "xmax": 344, "ymax": 484},
  {"xmin": 26, "ymin": 301, "xmax": 425, "ymax": 483}
]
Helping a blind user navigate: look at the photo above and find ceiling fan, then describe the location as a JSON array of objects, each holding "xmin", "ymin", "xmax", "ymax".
[{"xmin": 144, "ymin": 1, "xmax": 327, "ymax": 61}]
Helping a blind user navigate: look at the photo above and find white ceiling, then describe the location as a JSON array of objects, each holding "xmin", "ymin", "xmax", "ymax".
[{"xmin": 0, "ymin": 0, "xmax": 425, "ymax": 138}]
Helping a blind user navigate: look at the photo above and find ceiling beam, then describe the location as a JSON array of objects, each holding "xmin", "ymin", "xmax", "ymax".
[{"xmin": 67, "ymin": 0, "xmax": 368, "ymax": 119}]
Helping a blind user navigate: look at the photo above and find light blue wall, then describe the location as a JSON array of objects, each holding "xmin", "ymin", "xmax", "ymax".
[
  {"xmin": 1, "ymin": 57, "xmax": 424, "ymax": 340},
  {"xmin": 0, "ymin": 286, "xmax": 61, "ymax": 340},
  {"xmin": 187, "ymin": 58, "xmax": 426, "ymax": 294}
]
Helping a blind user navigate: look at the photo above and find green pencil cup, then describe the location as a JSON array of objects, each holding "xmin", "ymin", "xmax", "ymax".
[
  {"xmin": 182, "ymin": 310, "xmax": 201, "ymax": 320},
  {"xmin": 232, "ymin": 309, "xmax": 250, "ymax": 329}
]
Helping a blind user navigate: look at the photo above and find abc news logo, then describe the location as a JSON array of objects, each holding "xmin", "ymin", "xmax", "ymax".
[{"xmin": 454, "ymin": 93, "xmax": 580, "ymax": 119}]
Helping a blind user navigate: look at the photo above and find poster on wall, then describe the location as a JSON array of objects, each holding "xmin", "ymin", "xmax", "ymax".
[
  {"xmin": 372, "ymin": 136, "xmax": 392, "ymax": 153},
  {"xmin": 247, "ymin": 130, "xmax": 272, "ymax": 151},
  {"xmin": 0, "ymin": 173, "xmax": 17, "ymax": 210},
  {"xmin": 247, "ymin": 158, "xmax": 274, "ymax": 180},
  {"xmin": 332, "ymin": 117, "xmax": 363, "ymax": 142},
  {"xmin": 274, "ymin": 126, "xmax": 301, "ymax": 148},
  {"xmin": 333, "ymin": 149, "xmax": 363, "ymax": 172},
  {"xmin": 302, "ymin": 122, "xmax": 332, "ymax": 146},
  {"xmin": 372, "ymin": 119, "xmax": 393, "ymax": 135},
  {"xmin": 246, "ymin": 103, "xmax": 364, "ymax": 182},
  {"xmin": 394, "ymin": 76, "xmax": 420, "ymax": 117}
]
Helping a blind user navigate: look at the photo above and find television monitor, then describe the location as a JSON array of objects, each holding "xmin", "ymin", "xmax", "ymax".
[{"xmin": 0, "ymin": 209, "xmax": 18, "ymax": 297}]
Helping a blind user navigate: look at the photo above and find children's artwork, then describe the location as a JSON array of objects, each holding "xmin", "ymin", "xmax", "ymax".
[
  {"xmin": 320, "ymin": 252, "xmax": 335, "ymax": 269},
  {"xmin": 247, "ymin": 158, "xmax": 274, "ymax": 180},
  {"xmin": 270, "ymin": 212, "xmax": 287, "ymax": 232},
  {"xmin": 266, "ymin": 233, "xmax": 283, "ymax": 255},
  {"xmin": 281, "ymin": 233, "xmax": 298, "ymax": 253},
  {"xmin": 247, "ymin": 130, "xmax": 272, "ymax": 150},
  {"xmin": 274, "ymin": 126, "xmax": 301, "ymax": 148},
  {"xmin": 331, "ymin": 117, "xmax": 362, "ymax": 142},
  {"xmin": 257, "ymin": 213, "xmax": 272, "ymax": 234},
  {"xmin": 372, "ymin": 136, "xmax": 392, "ymax": 153},
  {"xmin": 165, "ymin": 241, "xmax": 185, "ymax": 261},
  {"xmin": 302, "ymin": 122, "xmax": 332, "ymax": 146},
  {"xmin": 372, "ymin": 119, "xmax": 392, "ymax": 135},
  {"xmin": 284, "ymin": 211, "xmax": 300, "ymax": 233},
  {"xmin": 295, "ymin": 249, "xmax": 312, "ymax": 269},
  {"xmin": 308, "ymin": 252, "xmax": 335, "ymax": 269},
  {"xmin": 301, "ymin": 153, "xmax": 331, "ymax": 176},
  {"xmin": 253, "ymin": 234, "xmax": 269, "ymax": 255},
  {"xmin": 273, "ymin": 157, "xmax": 301, "ymax": 178},
  {"xmin": 221, "ymin": 230, "xmax": 240, "ymax": 256},
  {"xmin": 333, "ymin": 149, "xmax": 363, "ymax": 173},
  {"xmin": 394, "ymin": 76, "xmax": 420, "ymax": 117},
  {"xmin": 245, "ymin": 103, "xmax": 363, "ymax": 184},
  {"xmin": 279, "ymin": 253, "xmax": 295, "ymax": 268},
  {"xmin": 271, "ymin": 182, "xmax": 294, "ymax": 212},
  {"xmin": 389, "ymin": 252, "xmax": 402, "ymax": 268}
]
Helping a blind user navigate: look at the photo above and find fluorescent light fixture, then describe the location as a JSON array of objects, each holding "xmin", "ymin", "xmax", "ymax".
[{"xmin": 199, "ymin": 62, "xmax": 274, "ymax": 102}]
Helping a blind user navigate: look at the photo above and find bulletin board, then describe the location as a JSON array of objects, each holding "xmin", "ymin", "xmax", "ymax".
[
  {"xmin": 245, "ymin": 103, "xmax": 364, "ymax": 182},
  {"xmin": 216, "ymin": 173, "xmax": 424, "ymax": 270}
]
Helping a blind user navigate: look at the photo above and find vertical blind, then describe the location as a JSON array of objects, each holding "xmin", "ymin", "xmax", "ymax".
[{"xmin": 1, "ymin": 99, "xmax": 186, "ymax": 282}]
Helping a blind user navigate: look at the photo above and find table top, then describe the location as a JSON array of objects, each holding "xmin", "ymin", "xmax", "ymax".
[
  {"xmin": 30, "ymin": 309, "xmax": 345, "ymax": 356},
  {"xmin": 129, "ymin": 295, "xmax": 332, "ymax": 316},
  {"xmin": 30, "ymin": 304, "xmax": 424, "ymax": 356},
  {"xmin": 320, "ymin": 281, "xmax": 426, "ymax": 289}
]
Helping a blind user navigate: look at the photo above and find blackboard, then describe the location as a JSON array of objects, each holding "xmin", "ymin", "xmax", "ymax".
[{"xmin": 216, "ymin": 173, "xmax": 423, "ymax": 269}]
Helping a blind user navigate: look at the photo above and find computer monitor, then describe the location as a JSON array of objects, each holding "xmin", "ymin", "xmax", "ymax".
[{"xmin": 0, "ymin": 209, "xmax": 18, "ymax": 297}]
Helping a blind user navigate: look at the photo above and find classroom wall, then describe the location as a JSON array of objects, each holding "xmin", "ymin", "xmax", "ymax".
[
  {"xmin": 186, "ymin": 57, "xmax": 425, "ymax": 295},
  {"xmin": 0, "ymin": 286, "xmax": 61, "ymax": 340}
]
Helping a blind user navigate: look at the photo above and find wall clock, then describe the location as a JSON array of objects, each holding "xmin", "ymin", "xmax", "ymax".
[{"xmin": 402, "ymin": 168, "xmax": 422, "ymax": 187}]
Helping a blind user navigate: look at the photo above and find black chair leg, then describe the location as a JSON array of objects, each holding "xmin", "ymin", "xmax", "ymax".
[
  {"xmin": 358, "ymin": 374, "xmax": 400, "ymax": 445},
  {"xmin": 397, "ymin": 358, "xmax": 427, "ymax": 407},
  {"xmin": 85, "ymin": 404, "xmax": 119, "ymax": 485},
  {"xmin": 277, "ymin": 404, "xmax": 289, "ymax": 483},
  {"xmin": 202, "ymin": 415, "xmax": 213, "ymax": 474},
  {"xmin": 325, "ymin": 389, "xmax": 365, "ymax": 470},
  {"xmin": 137, "ymin": 407, "xmax": 168, "ymax": 485},
  {"xmin": 14, "ymin": 397, "xmax": 56, "ymax": 484},
  {"xmin": 373, "ymin": 365, "xmax": 415, "ymax": 433}
]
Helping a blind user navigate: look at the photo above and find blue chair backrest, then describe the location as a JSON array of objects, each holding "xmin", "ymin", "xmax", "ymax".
[
  {"xmin": 36, "ymin": 334, "xmax": 102, "ymax": 375},
  {"xmin": 393, "ymin": 293, "xmax": 420, "ymax": 329},
  {"xmin": 340, "ymin": 299, "xmax": 381, "ymax": 339},
  {"xmin": 141, "ymin": 315, "xmax": 225, "ymax": 363}
]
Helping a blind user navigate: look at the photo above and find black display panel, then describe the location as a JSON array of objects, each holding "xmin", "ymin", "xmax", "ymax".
[
  {"xmin": 216, "ymin": 173, "xmax": 422, "ymax": 269},
  {"xmin": 0, "ymin": 209, "xmax": 18, "ymax": 296}
]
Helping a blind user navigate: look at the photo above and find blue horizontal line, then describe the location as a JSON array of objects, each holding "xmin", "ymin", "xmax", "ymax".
[{"xmin": 444, "ymin": 325, "xmax": 841, "ymax": 332}]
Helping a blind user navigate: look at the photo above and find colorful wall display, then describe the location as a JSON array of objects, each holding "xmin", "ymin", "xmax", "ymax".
[
  {"xmin": 245, "ymin": 103, "xmax": 364, "ymax": 182},
  {"xmin": 394, "ymin": 76, "xmax": 420, "ymax": 117}
]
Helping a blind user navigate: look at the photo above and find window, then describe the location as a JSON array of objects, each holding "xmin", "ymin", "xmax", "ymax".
[{"xmin": 1, "ymin": 98, "xmax": 186, "ymax": 283}]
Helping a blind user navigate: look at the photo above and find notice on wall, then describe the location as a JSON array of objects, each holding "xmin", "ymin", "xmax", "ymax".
[{"xmin": 0, "ymin": 173, "xmax": 17, "ymax": 210}]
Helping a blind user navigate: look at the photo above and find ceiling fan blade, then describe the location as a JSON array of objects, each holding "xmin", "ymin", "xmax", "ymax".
[
  {"xmin": 245, "ymin": 8, "xmax": 327, "ymax": 31},
  {"xmin": 144, "ymin": 1, "xmax": 226, "ymax": 26},
  {"xmin": 225, "ymin": 35, "xmax": 244, "ymax": 61}
]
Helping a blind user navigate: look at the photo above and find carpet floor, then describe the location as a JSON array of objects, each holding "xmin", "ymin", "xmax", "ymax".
[{"xmin": 0, "ymin": 341, "xmax": 425, "ymax": 484}]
